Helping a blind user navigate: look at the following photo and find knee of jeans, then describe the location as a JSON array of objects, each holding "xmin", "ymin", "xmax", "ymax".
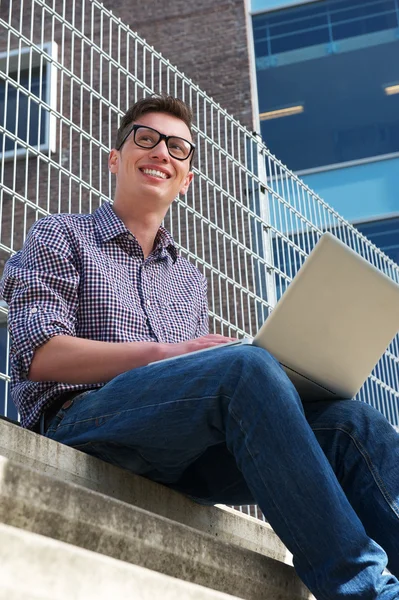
[
  {"xmin": 223, "ymin": 344, "xmax": 291, "ymax": 389},
  {"xmin": 313, "ymin": 399, "xmax": 395, "ymax": 440}
]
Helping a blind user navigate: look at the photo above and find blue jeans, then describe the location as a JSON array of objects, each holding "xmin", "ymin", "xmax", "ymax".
[{"xmin": 46, "ymin": 345, "xmax": 399, "ymax": 599}]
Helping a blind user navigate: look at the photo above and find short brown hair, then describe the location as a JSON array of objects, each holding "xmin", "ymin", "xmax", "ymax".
[{"xmin": 114, "ymin": 94, "xmax": 193, "ymax": 150}]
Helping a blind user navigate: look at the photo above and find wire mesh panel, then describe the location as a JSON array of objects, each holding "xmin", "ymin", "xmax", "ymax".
[
  {"xmin": 263, "ymin": 150, "xmax": 399, "ymax": 425},
  {"xmin": 0, "ymin": 0, "xmax": 398, "ymax": 516}
]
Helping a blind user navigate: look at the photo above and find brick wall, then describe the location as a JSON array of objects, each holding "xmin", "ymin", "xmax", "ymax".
[{"xmin": 105, "ymin": 0, "xmax": 255, "ymax": 130}]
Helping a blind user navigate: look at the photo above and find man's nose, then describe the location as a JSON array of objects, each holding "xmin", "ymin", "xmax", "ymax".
[{"xmin": 149, "ymin": 140, "xmax": 170, "ymax": 161}]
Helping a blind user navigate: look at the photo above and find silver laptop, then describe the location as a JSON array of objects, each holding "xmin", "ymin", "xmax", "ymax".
[
  {"xmin": 253, "ymin": 232, "xmax": 399, "ymax": 400},
  {"xmin": 159, "ymin": 233, "xmax": 399, "ymax": 401}
]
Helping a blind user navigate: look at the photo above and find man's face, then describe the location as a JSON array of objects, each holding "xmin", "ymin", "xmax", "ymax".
[{"xmin": 109, "ymin": 111, "xmax": 194, "ymax": 209}]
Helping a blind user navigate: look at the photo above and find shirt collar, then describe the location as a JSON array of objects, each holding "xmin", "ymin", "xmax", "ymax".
[{"xmin": 93, "ymin": 202, "xmax": 178, "ymax": 262}]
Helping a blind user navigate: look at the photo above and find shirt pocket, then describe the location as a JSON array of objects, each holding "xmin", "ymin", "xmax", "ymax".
[{"xmin": 161, "ymin": 300, "xmax": 199, "ymax": 342}]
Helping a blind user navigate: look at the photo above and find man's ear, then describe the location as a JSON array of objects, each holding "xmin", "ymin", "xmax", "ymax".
[
  {"xmin": 179, "ymin": 171, "xmax": 194, "ymax": 196},
  {"xmin": 108, "ymin": 149, "xmax": 119, "ymax": 174}
]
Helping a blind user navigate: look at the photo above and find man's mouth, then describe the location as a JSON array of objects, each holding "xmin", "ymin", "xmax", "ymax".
[{"xmin": 140, "ymin": 168, "xmax": 169, "ymax": 180}]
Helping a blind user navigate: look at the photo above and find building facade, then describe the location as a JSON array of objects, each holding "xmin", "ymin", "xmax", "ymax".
[{"xmin": 252, "ymin": 0, "xmax": 399, "ymax": 264}]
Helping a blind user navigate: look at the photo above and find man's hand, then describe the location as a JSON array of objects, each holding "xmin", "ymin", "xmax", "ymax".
[{"xmin": 158, "ymin": 334, "xmax": 236, "ymax": 361}]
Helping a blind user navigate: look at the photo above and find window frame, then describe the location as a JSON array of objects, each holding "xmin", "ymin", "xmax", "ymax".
[
  {"xmin": 0, "ymin": 41, "xmax": 58, "ymax": 161},
  {"xmin": 352, "ymin": 211, "xmax": 399, "ymax": 228},
  {"xmin": 294, "ymin": 151, "xmax": 399, "ymax": 177},
  {"xmin": 251, "ymin": 0, "xmax": 323, "ymax": 16}
]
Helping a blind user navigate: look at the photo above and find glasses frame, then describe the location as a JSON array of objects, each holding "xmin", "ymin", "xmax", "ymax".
[{"xmin": 116, "ymin": 124, "xmax": 196, "ymax": 162}]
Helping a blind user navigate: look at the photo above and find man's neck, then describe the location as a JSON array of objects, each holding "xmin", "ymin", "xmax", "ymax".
[{"xmin": 112, "ymin": 202, "xmax": 166, "ymax": 258}]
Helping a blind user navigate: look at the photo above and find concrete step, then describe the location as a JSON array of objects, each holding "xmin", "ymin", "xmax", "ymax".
[
  {"xmin": 0, "ymin": 418, "xmax": 291, "ymax": 565},
  {"xmin": 0, "ymin": 454, "xmax": 312, "ymax": 600},
  {"xmin": 0, "ymin": 522, "xmax": 242, "ymax": 600}
]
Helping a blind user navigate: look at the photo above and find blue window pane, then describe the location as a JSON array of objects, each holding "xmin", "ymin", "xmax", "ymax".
[
  {"xmin": 254, "ymin": 39, "xmax": 270, "ymax": 58},
  {"xmin": 0, "ymin": 66, "xmax": 47, "ymax": 153},
  {"xmin": 267, "ymin": 1, "xmax": 326, "ymax": 25},
  {"xmin": 253, "ymin": 21, "xmax": 267, "ymax": 39},
  {"xmin": 267, "ymin": 4, "xmax": 330, "ymax": 53},
  {"xmin": 333, "ymin": 13, "xmax": 398, "ymax": 39},
  {"xmin": 257, "ymin": 39, "xmax": 399, "ymax": 171},
  {"xmin": 269, "ymin": 14, "xmax": 328, "ymax": 38},
  {"xmin": 355, "ymin": 217, "xmax": 399, "ymax": 265},
  {"xmin": 253, "ymin": 0, "xmax": 398, "ymax": 57},
  {"xmin": 330, "ymin": 0, "xmax": 396, "ymax": 24},
  {"xmin": 253, "ymin": 0, "xmax": 399, "ymax": 170},
  {"xmin": 333, "ymin": 122, "xmax": 399, "ymax": 163},
  {"xmin": 271, "ymin": 26, "xmax": 330, "ymax": 54},
  {"xmin": 272, "ymin": 232, "xmax": 317, "ymax": 300},
  {"xmin": 272, "ymin": 218, "xmax": 399, "ymax": 305}
]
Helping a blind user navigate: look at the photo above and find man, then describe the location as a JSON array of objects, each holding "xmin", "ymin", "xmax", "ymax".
[{"xmin": 1, "ymin": 95, "xmax": 399, "ymax": 600}]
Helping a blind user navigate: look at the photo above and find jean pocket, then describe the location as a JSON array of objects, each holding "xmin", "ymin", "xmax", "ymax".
[
  {"xmin": 45, "ymin": 390, "xmax": 93, "ymax": 435},
  {"xmin": 45, "ymin": 411, "xmax": 65, "ymax": 435}
]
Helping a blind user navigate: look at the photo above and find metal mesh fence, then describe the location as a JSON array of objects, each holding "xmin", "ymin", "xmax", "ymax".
[{"xmin": 1, "ymin": 0, "xmax": 399, "ymax": 521}]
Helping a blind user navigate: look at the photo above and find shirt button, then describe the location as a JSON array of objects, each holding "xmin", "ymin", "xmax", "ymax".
[
  {"xmin": 30, "ymin": 307, "xmax": 38, "ymax": 314},
  {"xmin": 146, "ymin": 299, "xmax": 151, "ymax": 307},
  {"xmin": 128, "ymin": 234, "xmax": 134, "ymax": 241}
]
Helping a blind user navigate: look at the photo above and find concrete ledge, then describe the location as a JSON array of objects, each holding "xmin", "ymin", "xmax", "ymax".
[
  {"xmin": 0, "ymin": 523, "xmax": 242, "ymax": 600},
  {"xmin": 0, "ymin": 456, "xmax": 312, "ymax": 600},
  {"xmin": 0, "ymin": 418, "xmax": 292, "ymax": 565}
]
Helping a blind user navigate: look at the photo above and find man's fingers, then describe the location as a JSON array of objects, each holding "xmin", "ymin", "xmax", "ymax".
[
  {"xmin": 192, "ymin": 336, "xmax": 236, "ymax": 350},
  {"xmin": 198, "ymin": 334, "xmax": 236, "ymax": 343}
]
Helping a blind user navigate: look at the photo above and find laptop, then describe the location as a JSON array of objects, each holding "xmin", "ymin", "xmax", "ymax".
[
  {"xmin": 160, "ymin": 233, "xmax": 399, "ymax": 401},
  {"xmin": 254, "ymin": 232, "xmax": 399, "ymax": 400}
]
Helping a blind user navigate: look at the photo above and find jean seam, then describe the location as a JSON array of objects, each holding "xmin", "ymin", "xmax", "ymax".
[
  {"xmin": 312, "ymin": 425, "xmax": 399, "ymax": 520},
  {"xmin": 227, "ymin": 402, "xmax": 325, "ymax": 597},
  {"xmin": 53, "ymin": 394, "xmax": 230, "ymax": 431}
]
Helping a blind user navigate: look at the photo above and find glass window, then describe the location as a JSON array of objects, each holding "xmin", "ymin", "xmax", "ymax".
[
  {"xmin": 332, "ymin": 13, "xmax": 398, "ymax": 40},
  {"xmin": 270, "ymin": 25, "xmax": 329, "ymax": 53},
  {"xmin": 0, "ymin": 67, "xmax": 47, "ymax": 153},
  {"xmin": 272, "ymin": 216, "xmax": 399, "ymax": 302},
  {"xmin": 0, "ymin": 42, "xmax": 57, "ymax": 160},
  {"xmin": 253, "ymin": 0, "xmax": 398, "ymax": 56},
  {"xmin": 253, "ymin": 0, "xmax": 399, "ymax": 172},
  {"xmin": 355, "ymin": 216, "xmax": 399, "ymax": 265}
]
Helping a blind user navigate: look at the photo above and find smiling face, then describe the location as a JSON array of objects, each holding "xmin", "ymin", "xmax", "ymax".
[{"xmin": 109, "ymin": 112, "xmax": 194, "ymax": 216}]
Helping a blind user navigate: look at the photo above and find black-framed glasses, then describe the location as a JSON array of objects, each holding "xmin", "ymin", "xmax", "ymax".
[{"xmin": 117, "ymin": 124, "xmax": 195, "ymax": 161}]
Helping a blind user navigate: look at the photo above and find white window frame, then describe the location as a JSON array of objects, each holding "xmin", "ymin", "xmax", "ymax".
[
  {"xmin": 0, "ymin": 41, "xmax": 57, "ymax": 161},
  {"xmin": 251, "ymin": 0, "xmax": 323, "ymax": 16}
]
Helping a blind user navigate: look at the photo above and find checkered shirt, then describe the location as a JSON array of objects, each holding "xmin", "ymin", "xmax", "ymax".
[{"xmin": 1, "ymin": 201, "xmax": 209, "ymax": 429}]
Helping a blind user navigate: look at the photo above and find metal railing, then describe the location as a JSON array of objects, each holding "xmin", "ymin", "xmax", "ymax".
[
  {"xmin": 1, "ymin": 0, "xmax": 399, "ymax": 521},
  {"xmin": 253, "ymin": 0, "xmax": 399, "ymax": 57}
]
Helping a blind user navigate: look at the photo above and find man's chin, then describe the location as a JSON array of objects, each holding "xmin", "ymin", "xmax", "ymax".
[{"xmin": 137, "ymin": 188, "xmax": 176, "ymax": 207}]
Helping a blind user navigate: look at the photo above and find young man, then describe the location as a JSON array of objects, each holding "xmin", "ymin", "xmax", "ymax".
[{"xmin": 1, "ymin": 95, "xmax": 399, "ymax": 600}]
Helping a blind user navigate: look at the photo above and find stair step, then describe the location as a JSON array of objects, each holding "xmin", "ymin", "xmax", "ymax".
[
  {"xmin": 0, "ymin": 522, "xmax": 242, "ymax": 600},
  {"xmin": 0, "ymin": 418, "xmax": 291, "ymax": 564},
  {"xmin": 0, "ymin": 455, "xmax": 312, "ymax": 600}
]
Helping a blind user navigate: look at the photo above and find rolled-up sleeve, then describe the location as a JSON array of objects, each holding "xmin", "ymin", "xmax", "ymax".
[{"xmin": 0, "ymin": 216, "xmax": 80, "ymax": 377}]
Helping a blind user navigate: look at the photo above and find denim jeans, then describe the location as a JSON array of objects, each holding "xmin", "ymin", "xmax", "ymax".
[{"xmin": 46, "ymin": 345, "xmax": 399, "ymax": 599}]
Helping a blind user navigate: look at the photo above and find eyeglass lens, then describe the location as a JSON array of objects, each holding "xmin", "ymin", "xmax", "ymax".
[{"xmin": 134, "ymin": 127, "xmax": 192, "ymax": 160}]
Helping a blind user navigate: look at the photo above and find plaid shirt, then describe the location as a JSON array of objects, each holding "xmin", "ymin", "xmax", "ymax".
[{"xmin": 1, "ymin": 202, "xmax": 209, "ymax": 429}]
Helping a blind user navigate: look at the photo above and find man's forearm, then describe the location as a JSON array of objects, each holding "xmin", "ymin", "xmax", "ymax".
[
  {"xmin": 28, "ymin": 335, "xmax": 165, "ymax": 384},
  {"xmin": 28, "ymin": 333, "xmax": 235, "ymax": 384}
]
